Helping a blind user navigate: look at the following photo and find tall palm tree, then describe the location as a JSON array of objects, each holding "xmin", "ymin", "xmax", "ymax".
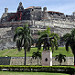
[
  {"xmin": 37, "ymin": 27, "xmax": 59, "ymax": 66},
  {"xmin": 37, "ymin": 27, "xmax": 59, "ymax": 52},
  {"xmin": 13, "ymin": 24, "xmax": 33, "ymax": 65},
  {"xmin": 63, "ymin": 29, "xmax": 75, "ymax": 66},
  {"xmin": 55, "ymin": 54, "xmax": 66, "ymax": 65}
]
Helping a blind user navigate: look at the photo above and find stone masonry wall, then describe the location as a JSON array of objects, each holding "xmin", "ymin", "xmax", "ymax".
[
  {"xmin": 0, "ymin": 27, "xmax": 16, "ymax": 50},
  {"xmin": 0, "ymin": 57, "xmax": 74, "ymax": 65},
  {"xmin": 0, "ymin": 20, "xmax": 75, "ymax": 49}
]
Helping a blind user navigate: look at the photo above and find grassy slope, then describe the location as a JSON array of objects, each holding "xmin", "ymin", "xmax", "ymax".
[
  {"xmin": 0, "ymin": 47, "xmax": 73, "ymax": 57},
  {"xmin": 0, "ymin": 71, "xmax": 69, "ymax": 75}
]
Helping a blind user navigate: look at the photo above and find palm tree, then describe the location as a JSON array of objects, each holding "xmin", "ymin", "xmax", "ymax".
[
  {"xmin": 32, "ymin": 51, "xmax": 41, "ymax": 59},
  {"xmin": 55, "ymin": 54, "xmax": 66, "ymax": 65},
  {"xmin": 32, "ymin": 51, "xmax": 41, "ymax": 65},
  {"xmin": 37, "ymin": 27, "xmax": 59, "ymax": 52},
  {"xmin": 63, "ymin": 29, "xmax": 75, "ymax": 66},
  {"xmin": 37, "ymin": 27, "xmax": 59, "ymax": 66},
  {"xmin": 13, "ymin": 24, "xmax": 33, "ymax": 65}
]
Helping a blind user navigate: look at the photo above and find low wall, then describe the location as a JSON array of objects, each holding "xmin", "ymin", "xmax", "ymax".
[
  {"xmin": 0, "ymin": 57, "xmax": 74, "ymax": 65},
  {"xmin": 0, "ymin": 57, "xmax": 11, "ymax": 65}
]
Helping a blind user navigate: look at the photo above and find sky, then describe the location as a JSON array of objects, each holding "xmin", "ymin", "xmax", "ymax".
[{"xmin": 0, "ymin": 0, "xmax": 75, "ymax": 17}]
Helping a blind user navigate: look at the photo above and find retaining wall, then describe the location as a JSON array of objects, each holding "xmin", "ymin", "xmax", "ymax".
[{"xmin": 0, "ymin": 57, "xmax": 74, "ymax": 65}]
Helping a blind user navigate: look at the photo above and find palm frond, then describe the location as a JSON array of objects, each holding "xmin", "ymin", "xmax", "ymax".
[
  {"xmin": 54, "ymin": 37, "xmax": 58, "ymax": 50},
  {"xmin": 37, "ymin": 38, "xmax": 43, "ymax": 50},
  {"xmin": 32, "ymin": 51, "xmax": 41, "ymax": 59},
  {"xmin": 63, "ymin": 33, "xmax": 71, "ymax": 41},
  {"xmin": 13, "ymin": 34, "xmax": 18, "ymax": 41},
  {"xmin": 26, "ymin": 36, "xmax": 33, "ymax": 51},
  {"xmin": 55, "ymin": 54, "xmax": 66, "ymax": 65},
  {"xmin": 36, "ymin": 34, "xmax": 48, "ymax": 50},
  {"xmin": 50, "ymin": 33, "xmax": 59, "ymax": 40},
  {"xmin": 71, "ymin": 29, "xmax": 75, "ymax": 37},
  {"xmin": 16, "ymin": 39, "xmax": 22, "ymax": 51},
  {"xmin": 55, "ymin": 55, "xmax": 58, "ymax": 61}
]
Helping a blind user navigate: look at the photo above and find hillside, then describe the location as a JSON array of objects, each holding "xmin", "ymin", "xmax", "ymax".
[{"xmin": 0, "ymin": 47, "xmax": 73, "ymax": 57}]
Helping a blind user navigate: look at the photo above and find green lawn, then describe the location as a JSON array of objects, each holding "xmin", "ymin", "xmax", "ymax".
[
  {"xmin": 0, "ymin": 71, "xmax": 70, "ymax": 75},
  {"xmin": 0, "ymin": 47, "xmax": 73, "ymax": 57}
]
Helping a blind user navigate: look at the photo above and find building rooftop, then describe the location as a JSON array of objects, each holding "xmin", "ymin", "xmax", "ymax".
[
  {"xmin": 25, "ymin": 6, "xmax": 34, "ymax": 9},
  {"xmin": 48, "ymin": 11, "xmax": 64, "ymax": 15}
]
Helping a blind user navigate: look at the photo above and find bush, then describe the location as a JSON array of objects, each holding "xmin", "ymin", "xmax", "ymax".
[{"xmin": 0, "ymin": 65, "xmax": 75, "ymax": 74}]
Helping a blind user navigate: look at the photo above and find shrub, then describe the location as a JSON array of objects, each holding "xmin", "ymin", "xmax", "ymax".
[{"xmin": 0, "ymin": 65, "xmax": 75, "ymax": 74}]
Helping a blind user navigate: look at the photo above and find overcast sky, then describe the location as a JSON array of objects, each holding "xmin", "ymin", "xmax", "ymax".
[{"xmin": 0, "ymin": 0, "xmax": 75, "ymax": 17}]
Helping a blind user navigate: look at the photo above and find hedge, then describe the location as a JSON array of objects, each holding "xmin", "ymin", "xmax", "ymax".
[{"xmin": 0, "ymin": 65, "xmax": 75, "ymax": 74}]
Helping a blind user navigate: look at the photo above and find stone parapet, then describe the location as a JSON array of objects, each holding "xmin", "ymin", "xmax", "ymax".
[{"xmin": 0, "ymin": 20, "xmax": 75, "ymax": 28}]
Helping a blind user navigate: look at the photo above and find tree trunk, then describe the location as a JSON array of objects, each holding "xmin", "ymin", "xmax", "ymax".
[
  {"xmin": 37, "ymin": 57, "xmax": 39, "ymax": 65},
  {"xmin": 60, "ymin": 63, "xmax": 61, "ymax": 66},
  {"xmin": 74, "ymin": 55, "xmax": 75, "ymax": 66},
  {"xmin": 24, "ymin": 48, "xmax": 26, "ymax": 65}
]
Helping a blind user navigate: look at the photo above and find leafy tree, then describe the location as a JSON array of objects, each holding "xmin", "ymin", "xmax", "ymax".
[
  {"xmin": 55, "ymin": 54, "xmax": 66, "ymax": 65},
  {"xmin": 37, "ymin": 27, "xmax": 59, "ymax": 52},
  {"xmin": 13, "ymin": 24, "xmax": 33, "ymax": 65},
  {"xmin": 63, "ymin": 29, "xmax": 75, "ymax": 66}
]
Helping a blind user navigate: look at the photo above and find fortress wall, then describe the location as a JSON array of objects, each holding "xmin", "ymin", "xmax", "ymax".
[
  {"xmin": 0, "ymin": 27, "xmax": 12, "ymax": 38},
  {"xmin": 35, "ymin": 20, "xmax": 74, "ymax": 36},
  {"xmin": 54, "ymin": 27, "xmax": 72, "ymax": 36},
  {"xmin": 0, "ymin": 20, "xmax": 74, "ymax": 49},
  {"xmin": 35, "ymin": 20, "xmax": 75, "ymax": 28},
  {"xmin": 0, "ymin": 27, "xmax": 16, "ymax": 50}
]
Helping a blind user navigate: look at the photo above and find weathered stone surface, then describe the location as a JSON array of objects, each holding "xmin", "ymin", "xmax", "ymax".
[
  {"xmin": 0, "ymin": 57, "xmax": 11, "ymax": 65},
  {"xmin": 52, "ymin": 57, "xmax": 74, "ymax": 65},
  {"xmin": 42, "ymin": 50, "xmax": 52, "ymax": 66},
  {"xmin": 0, "ymin": 19, "xmax": 74, "ymax": 49},
  {"xmin": 0, "ymin": 57, "xmax": 74, "ymax": 65}
]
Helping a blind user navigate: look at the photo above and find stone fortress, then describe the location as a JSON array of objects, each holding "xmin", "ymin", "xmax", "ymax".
[{"xmin": 0, "ymin": 2, "xmax": 75, "ymax": 49}]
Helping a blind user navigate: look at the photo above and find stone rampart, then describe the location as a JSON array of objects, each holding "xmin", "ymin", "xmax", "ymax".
[
  {"xmin": 0, "ymin": 27, "xmax": 15, "ymax": 50},
  {"xmin": 0, "ymin": 20, "xmax": 75, "ymax": 49}
]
